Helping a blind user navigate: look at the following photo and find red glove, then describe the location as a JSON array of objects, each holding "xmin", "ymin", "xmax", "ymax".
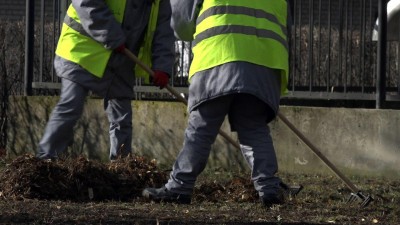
[
  {"xmin": 115, "ymin": 44, "xmax": 126, "ymax": 53},
  {"xmin": 152, "ymin": 70, "xmax": 169, "ymax": 89}
]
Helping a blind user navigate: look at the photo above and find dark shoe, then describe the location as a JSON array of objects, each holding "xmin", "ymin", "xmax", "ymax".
[
  {"xmin": 280, "ymin": 182, "xmax": 304, "ymax": 196},
  {"xmin": 260, "ymin": 191, "xmax": 285, "ymax": 207},
  {"xmin": 142, "ymin": 187, "xmax": 191, "ymax": 204},
  {"xmin": 260, "ymin": 182, "xmax": 304, "ymax": 207}
]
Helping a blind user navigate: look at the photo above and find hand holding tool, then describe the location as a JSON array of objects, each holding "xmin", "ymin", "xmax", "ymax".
[
  {"xmin": 115, "ymin": 44, "xmax": 126, "ymax": 53},
  {"xmin": 152, "ymin": 70, "xmax": 169, "ymax": 89}
]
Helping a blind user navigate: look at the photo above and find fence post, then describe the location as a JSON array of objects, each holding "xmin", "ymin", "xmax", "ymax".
[
  {"xmin": 376, "ymin": 0, "xmax": 388, "ymax": 109},
  {"xmin": 60, "ymin": 0, "xmax": 69, "ymax": 27},
  {"xmin": 24, "ymin": 0, "xmax": 34, "ymax": 96}
]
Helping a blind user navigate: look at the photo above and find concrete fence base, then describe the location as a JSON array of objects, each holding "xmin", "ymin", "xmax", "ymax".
[{"xmin": 7, "ymin": 96, "xmax": 400, "ymax": 178}]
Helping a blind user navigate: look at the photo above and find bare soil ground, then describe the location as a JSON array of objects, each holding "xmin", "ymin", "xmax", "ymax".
[{"xmin": 0, "ymin": 154, "xmax": 399, "ymax": 225}]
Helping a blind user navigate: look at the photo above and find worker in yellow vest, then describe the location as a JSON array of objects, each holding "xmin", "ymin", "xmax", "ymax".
[
  {"xmin": 37, "ymin": 0, "xmax": 175, "ymax": 160},
  {"xmin": 143, "ymin": 0, "xmax": 292, "ymax": 206}
]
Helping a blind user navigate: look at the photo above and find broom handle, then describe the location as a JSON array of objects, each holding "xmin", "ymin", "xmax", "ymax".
[{"xmin": 123, "ymin": 49, "xmax": 241, "ymax": 150}]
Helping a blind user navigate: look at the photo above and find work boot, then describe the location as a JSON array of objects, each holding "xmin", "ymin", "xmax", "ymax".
[
  {"xmin": 142, "ymin": 187, "xmax": 191, "ymax": 204},
  {"xmin": 260, "ymin": 191, "xmax": 285, "ymax": 207},
  {"xmin": 260, "ymin": 182, "xmax": 304, "ymax": 207}
]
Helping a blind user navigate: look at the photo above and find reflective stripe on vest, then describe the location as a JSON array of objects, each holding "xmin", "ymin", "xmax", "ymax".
[
  {"xmin": 135, "ymin": 0, "xmax": 160, "ymax": 84},
  {"xmin": 55, "ymin": 0, "xmax": 126, "ymax": 78},
  {"xmin": 189, "ymin": 0, "xmax": 289, "ymax": 94}
]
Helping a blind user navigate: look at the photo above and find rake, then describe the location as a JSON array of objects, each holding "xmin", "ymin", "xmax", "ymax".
[{"xmin": 277, "ymin": 114, "xmax": 373, "ymax": 207}]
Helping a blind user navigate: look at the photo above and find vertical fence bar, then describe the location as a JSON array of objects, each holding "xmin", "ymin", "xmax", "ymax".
[
  {"xmin": 308, "ymin": 0, "xmax": 314, "ymax": 91},
  {"xmin": 52, "ymin": 0, "xmax": 58, "ymax": 82},
  {"xmin": 298, "ymin": 0, "xmax": 302, "ymax": 88},
  {"xmin": 376, "ymin": 0, "xmax": 387, "ymax": 108},
  {"xmin": 397, "ymin": 42, "xmax": 400, "ymax": 94},
  {"xmin": 338, "ymin": 0, "xmax": 344, "ymax": 89},
  {"xmin": 369, "ymin": 0, "xmax": 374, "ymax": 90},
  {"xmin": 180, "ymin": 41, "xmax": 184, "ymax": 80},
  {"xmin": 52, "ymin": 0, "xmax": 65, "ymax": 83},
  {"xmin": 344, "ymin": 0, "xmax": 348, "ymax": 93},
  {"xmin": 171, "ymin": 41, "xmax": 176, "ymax": 87},
  {"xmin": 317, "ymin": 0, "xmax": 322, "ymax": 87},
  {"xmin": 360, "ymin": 0, "xmax": 365, "ymax": 93},
  {"xmin": 40, "ymin": 0, "xmax": 45, "ymax": 83},
  {"xmin": 188, "ymin": 41, "xmax": 193, "ymax": 85},
  {"xmin": 327, "ymin": 0, "xmax": 331, "ymax": 91},
  {"xmin": 291, "ymin": 0, "xmax": 297, "ymax": 92},
  {"xmin": 349, "ymin": 0, "xmax": 354, "ymax": 88},
  {"xmin": 24, "ymin": 0, "xmax": 34, "ymax": 96},
  {"xmin": 387, "ymin": 42, "xmax": 391, "ymax": 91},
  {"xmin": 186, "ymin": 41, "xmax": 192, "ymax": 85}
]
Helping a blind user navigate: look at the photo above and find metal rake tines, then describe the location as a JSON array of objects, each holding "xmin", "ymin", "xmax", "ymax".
[
  {"xmin": 347, "ymin": 191, "xmax": 373, "ymax": 207},
  {"xmin": 280, "ymin": 183, "xmax": 304, "ymax": 197}
]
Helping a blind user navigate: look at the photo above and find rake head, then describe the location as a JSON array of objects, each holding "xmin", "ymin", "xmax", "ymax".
[
  {"xmin": 280, "ymin": 182, "xmax": 304, "ymax": 196},
  {"xmin": 347, "ymin": 191, "xmax": 373, "ymax": 207}
]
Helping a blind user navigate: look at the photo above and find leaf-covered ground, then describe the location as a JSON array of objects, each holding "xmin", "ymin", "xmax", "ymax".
[{"xmin": 0, "ymin": 154, "xmax": 398, "ymax": 224}]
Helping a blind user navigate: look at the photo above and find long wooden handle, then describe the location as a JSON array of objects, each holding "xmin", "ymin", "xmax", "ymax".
[
  {"xmin": 123, "ymin": 48, "xmax": 241, "ymax": 149},
  {"xmin": 277, "ymin": 112, "xmax": 360, "ymax": 193}
]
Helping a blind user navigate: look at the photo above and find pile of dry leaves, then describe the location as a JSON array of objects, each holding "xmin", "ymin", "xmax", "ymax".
[
  {"xmin": 0, "ymin": 154, "xmax": 167, "ymax": 201},
  {"xmin": 0, "ymin": 154, "xmax": 258, "ymax": 203}
]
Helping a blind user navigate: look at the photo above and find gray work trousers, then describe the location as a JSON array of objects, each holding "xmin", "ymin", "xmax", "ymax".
[
  {"xmin": 37, "ymin": 78, "xmax": 132, "ymax": 160},
  {"xmin": 165, "ymin": 94, "xmax": 281, "ymax": 196}
]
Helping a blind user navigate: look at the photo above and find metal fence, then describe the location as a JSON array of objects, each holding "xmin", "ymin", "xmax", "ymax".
[
  {"xmin": 288, "ymin": 0, "xmax": 394, "ymax": 106},
  {"xmin": 24, "ymin": 0, "xmax": 396, "ymax": 107}
]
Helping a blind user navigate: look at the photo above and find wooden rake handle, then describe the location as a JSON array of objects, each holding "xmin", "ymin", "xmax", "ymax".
[{"xmin": 277, "ymin": 112, "xmax": 360, "ymax": 193}]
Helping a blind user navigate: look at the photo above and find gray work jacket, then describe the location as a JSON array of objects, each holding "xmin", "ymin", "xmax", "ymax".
[
  {"xmin": 55, "ymin": 0, "xmax": 175, "ymax": 99},
  {"xmin": 170, "ymin": 0, "xmax": 289, "ymax": 116}
]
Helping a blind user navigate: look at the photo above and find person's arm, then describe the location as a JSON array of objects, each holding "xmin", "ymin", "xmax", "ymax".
[
  {"xmin": 71, "ymin": 0, "xmax": 126, "ymax": 50},
  {"xmin": 151, "ymin": 0, "xmax": 176, "ymax": 76},
  {"xmin": 170, "ymin": 0, "xmax": 203, "ymax": 41}
]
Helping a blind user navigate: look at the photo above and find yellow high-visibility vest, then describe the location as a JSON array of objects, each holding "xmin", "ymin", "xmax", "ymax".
[
  {"xmin": 189, "ymin": 0, "xmax": 289, "ymax": 94},
  {"xmin": 56, "ymin": 0, "xmax": 160, "ymax": 82},
  {"xmin": 55, "ymin": 0, "xmax": 126, "ymax": 78}
]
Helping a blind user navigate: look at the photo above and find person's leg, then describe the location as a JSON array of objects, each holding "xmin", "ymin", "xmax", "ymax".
[
  {"xmin": 229, "ymin": 94, "xmax": 282, "ymax": 200},
  {"xmin": 143, "ymin": 95, "xmax": 233, "ymax": 203},
  {"xmin": 37, "ymin": 78, "xmax": 88, "ymax": 159},
  {"xmin": 165, "ymin": 96, "xmax": 233, "ymax": 195},
  {"xmin": 104, "ymin": 98, "xmax": 133, "ymax": 160}
]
